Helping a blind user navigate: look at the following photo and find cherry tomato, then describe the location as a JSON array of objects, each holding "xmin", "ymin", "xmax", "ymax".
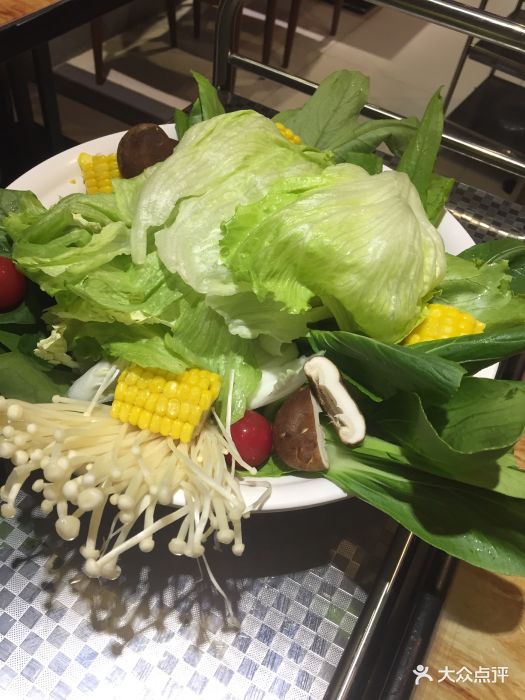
[
  {"xmin": 0, "ymin": 257, "xmax": 26, "ymax": 311},
  {"xmin": 230, "ymin": 410, "xmax": 273, "ymax": 468}
]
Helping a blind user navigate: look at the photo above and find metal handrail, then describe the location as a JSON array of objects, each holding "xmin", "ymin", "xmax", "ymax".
[
  {"xmin": 371, "ymin": 0, "xmax": 525, "ymax": 53},
  {"xmin": 213, "ymin": 0, "xmax": 525, "ymax": 178}
]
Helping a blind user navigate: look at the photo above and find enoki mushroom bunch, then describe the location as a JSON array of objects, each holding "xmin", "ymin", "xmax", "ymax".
[{"xmin": 0, "ymin": 395, "xmax": 256, "ymax": 580}]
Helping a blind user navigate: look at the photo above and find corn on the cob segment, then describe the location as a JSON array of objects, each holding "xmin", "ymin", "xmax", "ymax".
[
  {"xmin": 111, "ymin": 365, "xmax": 221, "ymax": 443},
  {"xmin": 275, "ymin": 122, "xmax": 302, "ymax": 145},
  {"xmin": 78, "ymin": 153, "xmax": 121, "ymax": 194},
  {"xmin": 403, "ymin": 303, "xmax": 485, "ymax": 345}
]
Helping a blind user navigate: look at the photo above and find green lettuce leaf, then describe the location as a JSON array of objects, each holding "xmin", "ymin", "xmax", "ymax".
[
  {"xmin": 458, "ymin": 238, "xmax": 525, "ymax": 294},
  {"xmin": 221, "ymin": 164, "xmax": 446, "ymax": 343},
  {"xmin": 10, "ymin": 193, "xmax": 129, "ymax": 296},
  {"xmin": 0, "ymin": 189, "xmax": 45, "ymax": 253},
  {"xmin": 131, "ymin": 110, "xmax": 332, "ymax": 296},
  {"xmin": 437, "ymin": 253, "xmax": 525, "ymax": 329}
]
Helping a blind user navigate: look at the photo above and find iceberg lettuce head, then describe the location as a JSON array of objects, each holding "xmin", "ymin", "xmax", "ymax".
[{"xmin": 220, "ymin": 164, "xmax": 446, "ymax": 343}]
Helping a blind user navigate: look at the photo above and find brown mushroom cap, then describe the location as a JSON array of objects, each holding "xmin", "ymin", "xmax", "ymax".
[
  {"xmin": 117, "ymin": 123, "xmax": 177, "ymax": 179},
  {"xmin": 272, "ymin": 386, "xmax": 328, "ymax": 472}
]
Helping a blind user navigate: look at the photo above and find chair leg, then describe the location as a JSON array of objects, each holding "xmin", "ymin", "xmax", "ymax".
[
  {"xmin": 262, "ymin": 0, "xmax": 277, "ymax": 65},
  {"xmin": 90, "ymin": 17, "xmax": 106, "ymax": 85},
  {"xmin": 193, "ymin": 0, "xmax": 201, "ymax": 39},
  {"xmin": 283, "ymin": 0, "xmax": 302, "ymax": 69},
  {"xmin": 330, "ymin": 0, "xmax": 343, "ymax": 36},
  {"xmin": 165, "ymin": 0, "xmax": 178, "ymax": 47}
]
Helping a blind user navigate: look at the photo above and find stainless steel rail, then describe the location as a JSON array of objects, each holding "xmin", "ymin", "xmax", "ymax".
[
  {"xmin": 372, "ymin": 0, "xmax": 525, "ymax": 53},
  {"xmin": 213, "ymin": 0, "xmax": 525, "ymax": 178}
]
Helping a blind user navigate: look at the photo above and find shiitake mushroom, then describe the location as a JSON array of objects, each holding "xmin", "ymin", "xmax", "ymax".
[
  {"xmin": 272, "ymin": 358, "xmax": 366, "ymax": 472},
  {"xmin": 117, "ymin": 123, "xmax": 177, "ymax": 178},
  {"xmin": 272, "ymin": 386, "xmax": 328, "ymax": 472}
]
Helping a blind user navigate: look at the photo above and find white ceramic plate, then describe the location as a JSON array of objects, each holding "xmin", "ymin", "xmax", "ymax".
[{"xmin": 8, "ymin": 128, "xmax": 493, "ymax": 512}]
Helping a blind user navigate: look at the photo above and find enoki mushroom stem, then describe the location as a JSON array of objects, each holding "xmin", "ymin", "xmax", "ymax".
[{"xmin": 0, "ymin": 395, "xmax": 257, "ymax": 579}]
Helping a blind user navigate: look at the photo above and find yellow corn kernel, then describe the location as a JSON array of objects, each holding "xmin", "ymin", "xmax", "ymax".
[
  {"xmin": 160, "ymin": 417, "xmax": 173, "ymax": 436},
  {"xmin": 111, "ymin": 400, "xmax": 122, "ymax": 419},
  {"xmin": 78, "ymin": 152, "xmax": 121, "ymax": 194},
  {"xmin": 402, "ymin": 304, "xmax": 485, "ymax": 346},
  {"xmin": 137, "ymin": 409, "xmax": 152, "ymax": 431},
  {"xmin": 275, "ymin": 122, "xmax": 301, "ymax": 145},
  {"xmin": 180, "ymin": 423, "xmax": 194, "ymax": 443},
  {"xmin": 111, "ymin": 364, "xmax": 222, "ymax": 443},
  {"xmin": 150, "ymin": 415, "xmax": 162, "ymax": 434},
  {"xmin": 171, "ymin": 420, "xmax": 183, "ymax": 440},
  {"xmin": 167, "ymin": 398, "xmax": 180, "ymax": 419},
  {"xmin": 128, "ymin": 406, "xmax": 141, "ymax": 426}
]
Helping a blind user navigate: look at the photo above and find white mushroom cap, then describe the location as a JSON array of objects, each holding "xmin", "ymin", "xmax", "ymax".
[{"xmin": 304, "ymin": 356, "xmax": 366, "ymax": 445}]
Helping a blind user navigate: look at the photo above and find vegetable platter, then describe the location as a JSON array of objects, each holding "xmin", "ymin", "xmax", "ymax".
[{"xmin": 1, "ymin": 70, "xmax": 525, "ymax": 583}]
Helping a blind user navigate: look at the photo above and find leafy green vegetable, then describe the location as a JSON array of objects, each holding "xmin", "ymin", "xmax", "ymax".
[
  {"xmin": 397, "ymin": 89, "xmax": 445, "ymax": 219},
  {"xmin": 425, "ymin": 173, "xmax": 455, "ymax": 226},
  {"xmin": 274, "ymin": 71, "xmax": 422, "ymax": 165},
  {"xmin": 371, "ymin": 388, "xmax": 525, "ymax": 497},
  {"xmin": 458, "ymin": 238, "xmax": 525, "ymax": 294},
  {"xmin": 409, "ymin": 325, "xmax": 525, "ymax": 372},
  {"xmin": 309, "ymin": 330, "xmax": 464, "ymax": 404},
  {"xmin": 221, "ymin": 164, "xmax": 446, "ymax": 343},
  {"xmin": 174, "ymin": 108, "xmax": 190, "ymax": 140},
  {"xmin": 0, "ymin": 189, "xmax": 45, "ymax": 254},
  {"xmin": 131, "ymin": 110, "xmax": 331, "ymax": 288},
  {"xmin": 273, "ymin": 71, "xmax": 369, "ymax": 158},
  {"xmin": 0, "ymin": 351, "xmax": 71, "ymax": 402},
  {"xmin": 325, "ymin": 430, "xmax": 525, "ymax": 576},
  {"xmin": 437, "ymin": 253, "xmax": 525, "ymax": 329},
  {"xmin": 427, "ymin": 377, "xmax": 525, "ymax": 454},
  {"xmin": 340, "ymin": 151, "xmax": 383, "ymax": 174},
  {"xmin": 174, "ymin": 71, "xmax": 225, "ymax": 139},
  {"xmin": 337, "ymin": 116, "xmax": 418, "ymax": 160}
]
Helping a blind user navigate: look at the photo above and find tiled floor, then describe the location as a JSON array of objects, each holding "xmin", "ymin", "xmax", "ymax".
[{"xmin": 33, "ymin": 0, "xmax": 525, "ymax": 200}]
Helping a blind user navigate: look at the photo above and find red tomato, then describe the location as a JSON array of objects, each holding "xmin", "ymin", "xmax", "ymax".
[
  {"xmin": 230, "ymin": 410, "xmax": 273, "ymax": 468},
  {"xmin": 0, "ymin": 257, "xmax": 26, "ymax": 311}
]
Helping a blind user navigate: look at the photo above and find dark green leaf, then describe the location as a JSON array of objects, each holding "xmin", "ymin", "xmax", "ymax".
[
  {"xmin": 409, "ymin": 325, "xmax": 525, "ymax": 371},
  {"xmin": 0, "ymin": 302, "xmax": 38, "ymax": 327},
  {"xmin": 244, "ymin": 455, "xmax": 293, "ymax": 478},
  {"xmin": 337, "ymin": 117, "xmax": 418, "ymax": 159},
  {"xmin": 273, "ymin": 70, "xmax": 369, "ymax": 155},
  {"xmin": 426, "ymin": 173, "xmax": 455, "ymax": 226},
  {"xmin": 0, "ymin": 351, "xmax": 70, "ymax": 402},
  {"xmin": 174, "ymin": 108, "xmax": 190, "ymax": 139},
  {"xmin": 188, "ymin": 97, "xmax": 203, "ymax": 128},
  {"xmin": 427, "ymin": 377, "xmax": 525, "ymax": 453},
  {"xmin": 325, "ymin": 432, "xmax": 525, "ymax": 576},
  {"xmin": 370, "ymin": 389, "xmax": 525, "ymax": 497},
  {"xmin": 309, "ymin": 330, "xmax": 465, "ymax": 405},
  {"xmin": 397, "ymin": 89, "xmax": 444, "ymax": 212},
  {"xmin": 341, "ymin": 151, "xmax": 383, "ymax": 174},
  {"xmin": 191, "ymin": 71, "xmax": 225, "ymax": 120}
]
